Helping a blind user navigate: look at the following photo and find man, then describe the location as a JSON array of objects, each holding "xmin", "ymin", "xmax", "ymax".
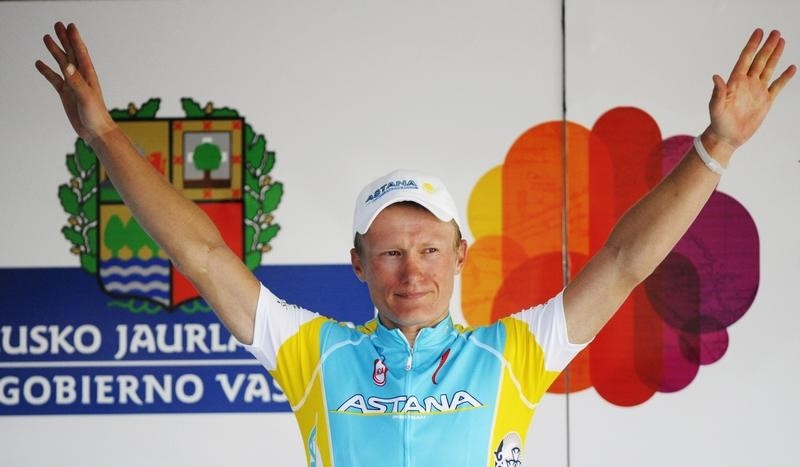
[{"xmin": 37, "ymin": 22, "xmax": 794, "ymax": 465}]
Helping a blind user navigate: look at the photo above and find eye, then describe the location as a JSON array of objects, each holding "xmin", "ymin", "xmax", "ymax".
[
  {"xmin": 423, "ymin": 247, "xmax": 439, "ymax": 254},
  {"xmin": 382, "ymin": 250, "xmax": 401, "ymax": 257}
]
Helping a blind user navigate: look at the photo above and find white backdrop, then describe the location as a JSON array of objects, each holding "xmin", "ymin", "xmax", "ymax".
[{"xmin": 1, "ymin": 0, "xmax": 798, "ymax": 466}]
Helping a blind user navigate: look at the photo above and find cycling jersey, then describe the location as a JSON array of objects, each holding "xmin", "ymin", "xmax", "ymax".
[{"xmin": 244, "ymin": 284, "xmax": 586, "ymax": 466}]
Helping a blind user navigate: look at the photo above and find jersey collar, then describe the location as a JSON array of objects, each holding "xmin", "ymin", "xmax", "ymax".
[{"xmin": 372, "ymin": 313, "xmax": 456, "ymax": 350}]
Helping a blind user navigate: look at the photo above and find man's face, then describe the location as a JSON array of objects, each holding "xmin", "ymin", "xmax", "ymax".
[{"xmin": 351, "ymin": 203, "xmax": 467, "ymax": 332}]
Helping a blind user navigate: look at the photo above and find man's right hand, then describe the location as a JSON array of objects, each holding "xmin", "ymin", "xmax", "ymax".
[
  {"xmin": 34, "ymin": 21, "xmax": 261, "ymax": 345},
  {"xmin": 35, "ymin": 22, "xmax": 116, "ymax": 145}
]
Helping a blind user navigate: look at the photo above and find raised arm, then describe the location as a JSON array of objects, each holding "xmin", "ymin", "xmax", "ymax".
[
  {"xmin": 563, "ymin": 29, "xmax": 796, "ymax": 344},
  {"xmin": 36, "ymin": 22, "xmax": 260, "ymax": 344}
]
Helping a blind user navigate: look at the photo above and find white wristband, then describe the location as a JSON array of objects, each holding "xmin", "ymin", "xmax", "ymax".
[{"xmin": 693, "ymin": 136, "xmax": 725, "ymax": 175}]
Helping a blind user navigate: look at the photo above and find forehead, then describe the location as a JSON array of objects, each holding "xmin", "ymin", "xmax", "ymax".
[{"xmin": 364, "ymin": 203, "xmax": 455, "ymax": 242}]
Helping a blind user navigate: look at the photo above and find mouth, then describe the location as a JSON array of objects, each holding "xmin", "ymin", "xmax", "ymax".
[{"xmin": 394, "ymin": 291, "xmax": 431, "ymax": 300}]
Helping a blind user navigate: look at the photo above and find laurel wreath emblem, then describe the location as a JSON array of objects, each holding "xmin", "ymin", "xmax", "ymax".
[{"xmin": 58, "ymin": 137, "xmax": 100, "ymax": 272}]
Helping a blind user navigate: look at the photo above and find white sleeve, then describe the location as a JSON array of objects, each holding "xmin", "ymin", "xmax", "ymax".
[
  {"xmin": 241, "ymin": 283, "xmax": 320, "ymax": 372},
  {"xmin": 510, "ymin": 291, "xmax": 590, "ymax": 372}
]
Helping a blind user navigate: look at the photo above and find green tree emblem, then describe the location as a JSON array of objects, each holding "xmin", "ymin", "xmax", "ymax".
[{"xmin": 193, "ymin": 141, "xmax": 223, "ymax": 181}]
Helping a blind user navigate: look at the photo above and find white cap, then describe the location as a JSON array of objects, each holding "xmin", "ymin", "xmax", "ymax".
[{"xmin": 352, "ymin": 169, "xmax": 463, "ymax": 238}]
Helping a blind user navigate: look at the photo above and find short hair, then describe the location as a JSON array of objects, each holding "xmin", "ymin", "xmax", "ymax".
[{"xmin": 353, "ymin": 201, "xmax": 462, "ymax": 256}]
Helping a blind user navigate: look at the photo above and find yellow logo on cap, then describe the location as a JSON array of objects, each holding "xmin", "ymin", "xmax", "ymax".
[{"xmin": 422, "ymin": 182, "xmax": 437, "ymax": 193}]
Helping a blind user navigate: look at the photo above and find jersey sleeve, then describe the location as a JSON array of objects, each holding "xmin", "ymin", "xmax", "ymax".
[
  {"xmin": 241, "ymin": 283, "xmax": 324, "ymax": 372},
  {"xmin": 497, "ymin": 291, "xmax": 589, "ymax": 401},
  {"xmin": 240, "ymin": 283, "xmax": 334, "ymax": 410},
  {"xmin": 507, "ymin": 290, "xmax": 588, "ymax": 373},
  {"xmin": 478, "ymin": 293, "xmax": 588, "ymax": 460}
]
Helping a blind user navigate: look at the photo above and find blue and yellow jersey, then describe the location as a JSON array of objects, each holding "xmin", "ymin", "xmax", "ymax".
[{"xmin": 245, "ymin": 284, "xmax": 586, "ymax": 466}]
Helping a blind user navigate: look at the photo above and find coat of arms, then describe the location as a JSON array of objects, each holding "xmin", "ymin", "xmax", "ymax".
[{"xmin": 57, "ymin": 98, "xmax": 282, "ymax": 310}]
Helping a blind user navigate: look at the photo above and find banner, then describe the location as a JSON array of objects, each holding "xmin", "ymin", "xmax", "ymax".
[{"xmin": 0, "ymin": 266, "xmax": 372, "ymax": 415}]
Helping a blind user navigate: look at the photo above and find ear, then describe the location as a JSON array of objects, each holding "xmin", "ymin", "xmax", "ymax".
[
  {"xmin": 454, "ymin": 239, "xmax": 467, "ymax": 274},
  {"xmin": 350, "ymin": 248, "xmax": 366, "ymax": 282}
]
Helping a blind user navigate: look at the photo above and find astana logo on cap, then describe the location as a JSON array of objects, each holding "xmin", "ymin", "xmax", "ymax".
[{"xmin": 364, "ymin": 178, "xmax": 419, "ymax": 203}]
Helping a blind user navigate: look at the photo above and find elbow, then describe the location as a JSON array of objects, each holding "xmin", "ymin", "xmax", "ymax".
[
  {"xmin": 172, "ymin": 237, "xmax": 229, "ymax": 282},
  {"xmin": 600, "ymin": 242, "xmax": 656, "ymax": 290}
]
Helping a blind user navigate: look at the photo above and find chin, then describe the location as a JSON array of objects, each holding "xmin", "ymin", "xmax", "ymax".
[{"xmin": 385, "ymin": 307, "xmax": 446, "ymax": 328}]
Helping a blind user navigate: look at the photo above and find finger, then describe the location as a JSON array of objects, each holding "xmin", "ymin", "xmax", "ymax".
[
  {"xmin": 35, "ymin": 59, "xmax": 65, "ymax": 92},
  {"xmin": 709, "ymin": 74, "xmax": 727, "ymax": 114},
  {"xmin": 62, "ymin": 61, "xmax": 92, "ymax": 102},
  {"xmin": 54, "ymin": 21, "xmax": 76, "ymax": 68},
  {"xmin": 768, "ymin": 64, "xmax": 797, "ymax": 98},
  {"xmin": 748, "ymin": 30, "xmax": 781, "ymax": 78},
  {"xmin": 761, "ymin": 37, "xmax": 786, "ymax": 82},
  {"xmin": 67, "ymin": 23, "xmax": 99, "ymax": 88},
  {"xmin": 730, "ymin": 29, "xmax": 763, "ymax": 79},
  {"xmin": 43, "ymin": 33, "xmax": 69, "ymax": 70}
]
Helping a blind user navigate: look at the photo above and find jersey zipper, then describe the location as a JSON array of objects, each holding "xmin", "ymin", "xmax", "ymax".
[{"xmin": 403, "ymin": 344, "xmax": 415, "ymax": 467}]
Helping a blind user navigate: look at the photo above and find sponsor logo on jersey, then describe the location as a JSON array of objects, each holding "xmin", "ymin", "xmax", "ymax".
[
  {"xmin": 431, "ymin": 348, "xmax": 450, "ymax": 384},
  {"xmin": 373, "ymin": 357, "xmax": 388, "ymax": 386},
  {"xmin": 493, "ymin": 432, "xmax": 522, "ymax": 467},
  {"xmin": 308, "ymin": 425, "xmax": 322, "ymax": 467},
  {"xmin": 336, "ymin": 390, "xmax": 482, "ymax": 414}
]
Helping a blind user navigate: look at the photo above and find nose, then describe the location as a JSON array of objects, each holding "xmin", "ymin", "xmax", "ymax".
[{"xmin": 400, "ymin": 253, "xmax": 425, "ymax": 284}]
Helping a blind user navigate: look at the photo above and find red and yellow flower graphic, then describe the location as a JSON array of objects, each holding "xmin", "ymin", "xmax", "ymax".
[{"xmin": 462, "ymin": 107, "xmax": 759, "ymax": 406}]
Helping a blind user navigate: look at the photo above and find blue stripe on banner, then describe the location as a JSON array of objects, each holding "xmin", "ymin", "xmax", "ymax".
[{"xmin": 0, "ymin": 265, "xmax": 373, "ymax": 415}]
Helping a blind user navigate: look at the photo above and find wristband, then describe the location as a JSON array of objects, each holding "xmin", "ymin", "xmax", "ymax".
[{"xmin": 693, "ymin": 136, "xmax": 725, "ymax": 175}]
